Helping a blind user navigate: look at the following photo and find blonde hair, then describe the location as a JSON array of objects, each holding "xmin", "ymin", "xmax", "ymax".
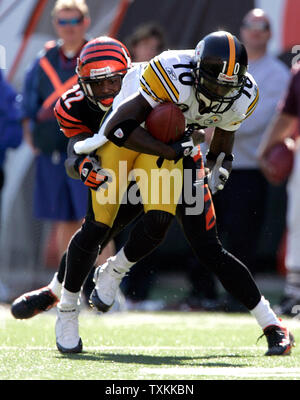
[{"xmin": 52, "ymin": 0, "xmax": 89, "ymax": 18}]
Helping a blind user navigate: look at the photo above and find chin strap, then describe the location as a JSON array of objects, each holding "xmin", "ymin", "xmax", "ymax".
[{"xmin": 97, "ymin": 101, "xmax": 111, "ymax": 112}]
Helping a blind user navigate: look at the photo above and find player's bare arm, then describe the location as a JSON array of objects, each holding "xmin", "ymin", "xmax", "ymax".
[
  {"xmin": 206, "ymin": 127, "xmax": 235, "ymax": 171},
  {"xmin": 204, "ymin": 127, "xmax": 236, "ymax": 194},
  {"xmin": 208, "ymin": 127, "xmax": 235, "ymax": 157},
  {"xmin": 103, "ymin": 93, "xmax": 179, "ymax": 160}
]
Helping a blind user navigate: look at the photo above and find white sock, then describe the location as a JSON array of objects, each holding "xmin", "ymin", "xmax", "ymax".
[
  {"xmin": 59, "ymin": 287, "xmax": 80, "ymax": 309},
  {"xmin": 110, "ymin": 248, "xmax": 135, "ymax": 274},
  {"xmin": 250, "ymin": 296, "xmax": 281, "ymax": 330},
  {"xmin": 48, "ymin": 273, "xmax": 62, "ymax": 299}
]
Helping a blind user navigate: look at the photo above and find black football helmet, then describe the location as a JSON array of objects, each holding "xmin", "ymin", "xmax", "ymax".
[{"xmin": 193, "ymin": 31, "xmax": 248, "ymax": 113}]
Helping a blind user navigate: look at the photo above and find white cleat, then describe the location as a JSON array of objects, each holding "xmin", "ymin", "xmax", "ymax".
[
  {"xmin": 55, "ymin": 304, "xmax": 82, "ymax": 353},
  {"xmin": 89, "ymin": 257, "xmax": 126, "ymax": 312}
]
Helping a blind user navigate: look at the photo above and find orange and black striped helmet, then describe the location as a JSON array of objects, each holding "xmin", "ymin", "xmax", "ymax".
[
  {"xmin": 193, "ymin": 31, "xmax": 248, "ymax": 113},
  {"xmin": 76, "ymin": 36, "xmax": 131, "ymax": 110}
]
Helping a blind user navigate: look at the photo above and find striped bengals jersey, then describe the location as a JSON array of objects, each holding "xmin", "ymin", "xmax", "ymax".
[
  {"xmin": 54, "ymin": 84, "xmax": 105, "ymax": 138},
  {"xmin": 138, "ymin": 49, "xmax": 259, "ymax": 131}
]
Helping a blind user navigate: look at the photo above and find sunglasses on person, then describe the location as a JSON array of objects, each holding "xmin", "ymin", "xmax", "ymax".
[
  {"xmin": 56, "ymin": 16, "xmax": 84, "ymax": 26},
  {"xmin": 242, "ymin": 20, "xmax": 270, "ymax": 31}
]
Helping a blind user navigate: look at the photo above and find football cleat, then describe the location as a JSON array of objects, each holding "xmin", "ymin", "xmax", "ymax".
[
  {"xmin": 89, "ymin": 258, "xmax": 126, "ymax": 312},
  {"xmin": 55, "ymin": 304, "xmax": 82, "ymax": 354},
  {"xmin": 11, "ymin": 287, "xmax": 59, "ymax": 319},
  {"xmin": 259, "ymin": 325, "xmax": 295, "ymax": 356}
]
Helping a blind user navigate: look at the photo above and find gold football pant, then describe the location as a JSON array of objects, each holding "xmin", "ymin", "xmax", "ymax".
[{"xmin": 89, "ymin": 141, "xmax": 183, "ymax": 227}]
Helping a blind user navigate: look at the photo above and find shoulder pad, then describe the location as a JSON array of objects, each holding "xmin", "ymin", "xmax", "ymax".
[
  {"xmin": 231, "ymin": 73, "xmax": 259, "ymax": 121},
  {"xmin": 112, "ymin": 64, "xmax": 143, "ymax": 109},
  {"xmin": 54, "ymin": 88, "xmax": 92, "ymax": 138},
  {"xmin": 221, "ymin": 73, "xmax": 259, "ymax": 130},
  {"xmin": 139, "ymin": 50, "xmax": 193, "ymax": 105},
  {"xmin": 242, "ymin": 72, "xmax": 259, "ymax": 120}
]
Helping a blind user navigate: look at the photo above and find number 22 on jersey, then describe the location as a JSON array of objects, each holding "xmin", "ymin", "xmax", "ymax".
[{"xmin": 61, "ymin": 85, "xmax": 84, "ymax": 109}]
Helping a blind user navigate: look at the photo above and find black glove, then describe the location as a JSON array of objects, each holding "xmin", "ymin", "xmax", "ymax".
[
  {"xmin": 156, "ymin": 134, "xmax": 194, "ymax": 168},
  {"xmin": 75, "ymin": 154, "xmax": 112, "ymax": 191}
]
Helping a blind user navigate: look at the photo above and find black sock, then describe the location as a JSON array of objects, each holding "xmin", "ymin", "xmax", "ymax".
[
  {"xmin": 57, "ymin": 252, "xmax": 67, "ymax": 284},
  {"xmin": 64, "ymin": 236, "xmax": 99, "ymax": 293},
  {"xmin": 192, "ymin": 242, "xmax": 262, "ymax": 310},
  {"xmin": 63, "ymin": 220, "xmax": 109, "ymax": 293},
  {"xmin": 214, "ymin": 249, "xmax": 262, "ymax": 310}
]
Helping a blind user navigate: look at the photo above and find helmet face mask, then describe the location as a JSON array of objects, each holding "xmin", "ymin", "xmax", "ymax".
[
  {"xmin": 194, "ymin": 68, "xmax": 246, "ymax": 113},
  {"xmin": 76, "ymin": 36, "xmax": 131, "ymax": 110},
  {"xmin": 78, "ymin": 72, "xmax": 124, "ymax": 111},
  {"xmin": 193, "ymin": 31, "xmax": 248, "ymax": 114}
]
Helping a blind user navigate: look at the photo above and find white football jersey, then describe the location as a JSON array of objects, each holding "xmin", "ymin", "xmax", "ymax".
[
  {"xmin": 139, "ymin": 50, "xmax": 259, "ymax": 131},
  {"xmin": 74, "ymin": 51, "xmax": 259, "ymax": 154}
]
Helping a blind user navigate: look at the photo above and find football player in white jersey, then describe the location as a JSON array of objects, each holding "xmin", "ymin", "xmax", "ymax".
[
  {"xmin": 77, "ymin": 32, "xmax": 258, "ymax": 164},
  {"xmin": 72, "ymin": 31, "xmax": 294, "ymax": 356},
  {"xmin": 14, "ymin": 31, "xmax": 293, "ymax": 356}
]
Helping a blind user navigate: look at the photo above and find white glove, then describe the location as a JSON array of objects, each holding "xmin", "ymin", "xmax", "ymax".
[
  {"xmin": 207, "ymin": 152, "xmax": 230, "ymax": 194},
  {"xmin": 74, "ymin": 133, "xmax": 108, "ymax": 155}
]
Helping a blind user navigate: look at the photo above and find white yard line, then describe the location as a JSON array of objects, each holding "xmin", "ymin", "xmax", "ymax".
[
  {"xmin": 0, "ymin": 345, "xmax": 265, "ymax": 351},
  {"xmin": 139, "ymin": 366, "xmax": 300, "ymax": 378},
  {"xmin": 2, "ymin": 306, "xmax": 300, "ymax": 328}
]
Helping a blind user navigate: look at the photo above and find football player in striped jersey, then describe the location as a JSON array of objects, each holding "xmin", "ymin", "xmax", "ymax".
[{"xmin": 10, "ymin": 36, "xmax": 133, "ymax": 322}]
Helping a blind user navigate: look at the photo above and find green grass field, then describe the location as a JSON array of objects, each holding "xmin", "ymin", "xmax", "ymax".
[{"xmin": 1, "ymin": 304, "xmax": 300, "ymax": 381}]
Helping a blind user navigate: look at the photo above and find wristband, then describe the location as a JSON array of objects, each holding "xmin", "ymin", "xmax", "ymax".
[{"xmin": 74, "ymin": 154, "xmax": 86, "ymax": 173}]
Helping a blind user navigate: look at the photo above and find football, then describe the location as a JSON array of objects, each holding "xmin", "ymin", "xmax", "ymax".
[
  {"xmin": 145, "ymin": 103, "xmax": 186, "ymax": 143},
  {"xmin": 264, "ymin": 138, "xmax": 295, "ymax": 185}
]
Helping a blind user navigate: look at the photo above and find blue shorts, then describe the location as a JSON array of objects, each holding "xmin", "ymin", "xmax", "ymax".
[{"xmin": 34, "ymin": 153, "xmax": 88, "ymax": 221}]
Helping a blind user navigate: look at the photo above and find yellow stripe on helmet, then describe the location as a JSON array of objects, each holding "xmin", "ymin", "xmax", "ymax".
[{"xmin": 225, "ymin": 32, "xmax": 236, "ymax": 76}]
